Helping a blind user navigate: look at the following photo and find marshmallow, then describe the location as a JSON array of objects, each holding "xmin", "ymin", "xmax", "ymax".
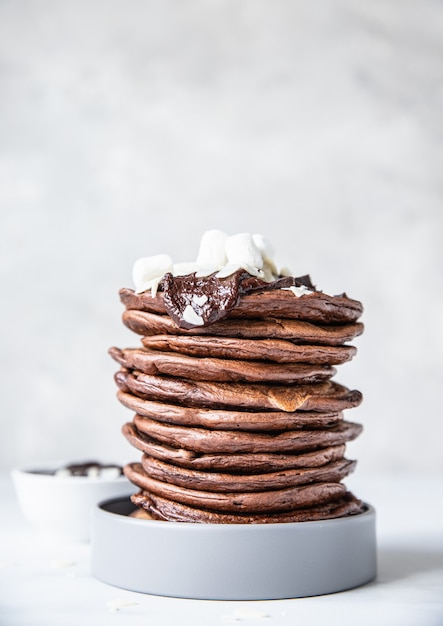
[
  {"xmin": 252, "ymin": 233, "xmax": 274, "ymax": 261},
  {"xmin": 225, "ymin": 233, "xmax": 264, "ymax": 270},
  {"xmin": 196, "ymin": 229, "xmax": 228, "ymax": 268},
  {"xmin": 172, "ymin": 262, "xmax": 200, "ymax": 277},
  {"xmin": 133, "ymin": 254, "xmax": 173, "ymax": 294}
]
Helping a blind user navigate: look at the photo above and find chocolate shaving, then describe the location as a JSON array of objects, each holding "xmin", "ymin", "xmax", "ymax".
[{"xmin": 240, "ymin": 274, "xmax": 316, "ymax": 293}]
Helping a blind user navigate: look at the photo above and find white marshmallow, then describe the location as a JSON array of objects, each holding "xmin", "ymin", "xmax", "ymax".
[
  {"xmin": 253, "ymin": 234, "xmax": 279, "ymax": 282},
  {"xmin": 54, "ymin": 469, "xmax": 71, "ymax": 478},
  {"xmin": 196, "ymin": 230, "xmax": 228, "ymax": 268},
  {"xmin": 132, "ymin": 231, "xmax": 289, "ymax": 295},
  {"xmin": 172, "ymin": 262, "xmax": 200, "ymax": 276},
  {"xmin": 215, "ymin": 263, "xmax": 263, "ymax": 279},
  {"xmin": 98, "ymin": 467, "xmax": 122, "ymax": 480},
  {"xmin": 132, "ymin": 254, "xmax": 173, "ymax": 294},
  {"xmin": 261, "ymin": 259, "xmax": 279, "ymax": 282},
  {"xmin": 215, "ymin": 263, "xmax": 242, "ymax": 278},
  {"xmin": 225, "ymin": 233, "xmax": 264, "ymax": 270},
  {"xmin": 252, "ymin": 233, "xmax": 274, "ymax": 261},
  {"xmin": 86, "ymin": 466, "xmax": 100, "ymax": 478},
  {"xmin": 195, "ymin": 265, "xmax": 220, "ymax": 277}
]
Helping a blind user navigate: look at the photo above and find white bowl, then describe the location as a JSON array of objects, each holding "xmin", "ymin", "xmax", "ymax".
[{"xmin": 11, "ymin": 461, "xmax": 133, "ymax": 543}]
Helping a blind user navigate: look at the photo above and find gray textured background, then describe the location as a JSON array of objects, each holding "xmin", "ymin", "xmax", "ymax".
[{"xmin": 1, "ymin": 0, "xmax": 442, "ymax": 473}]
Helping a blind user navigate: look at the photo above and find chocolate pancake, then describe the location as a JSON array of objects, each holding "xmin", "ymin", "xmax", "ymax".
[
  {"xmin": 141, "ymin": 335, "xmax": 357, "ymax": 365},
  {"xmin": 122, "ymin": 423, "xmax": 348, "ymax": 472},
  {"xmin": 109, "ymin": 346, "xmax": 336, "ymax": 383},
  {"xmin": 115, "ymin": 369, "xmax": 363, "ymax": 412},
  {"xmin": 119, "ymin": 287, "xmax": 363, "ymax": 324},
  {"xmin": 122, "ymin": 309, "xmax": 364, "ymax": 345},
  {"xmin": 139, "ymin": 454, "xmax": 356, "ymax": 493},
  {"xmin": 131, "ymin": 414, "xmax": 363, "ymax": 454},
  {"xmin": 124, "ymin": 462, "xmax": 348, "ymax": 513},
  {"xmin": 131, "ymin": 490, "xmax": 365, "ymax": 523},
  {"xmin": 117, "ymin": 390, "xmax": 344, "ymax": 431}
]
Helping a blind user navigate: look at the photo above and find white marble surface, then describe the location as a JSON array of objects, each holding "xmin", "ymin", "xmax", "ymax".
[
  {"xmin": 1, "ymin": 471, "xmax": 443, "ymax": 626},
  {"xmin": 0, "ymin": 0, "xmax": 443, "ymax": 472}
]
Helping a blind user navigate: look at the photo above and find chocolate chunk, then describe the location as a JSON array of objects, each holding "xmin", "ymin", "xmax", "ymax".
[{"xmin": 240, "ymin": 274, "xmax": 316, "ymax": 293}]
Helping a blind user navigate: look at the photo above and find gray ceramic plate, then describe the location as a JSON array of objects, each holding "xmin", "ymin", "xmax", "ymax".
[{"xmin": 91, "ymin": 497, "xmax": 376, "ymax": 600}]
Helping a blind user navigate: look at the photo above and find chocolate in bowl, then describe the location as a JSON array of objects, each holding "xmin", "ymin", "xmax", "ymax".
[{"xmin": 29, "ymin": 460, "xmax": 124, "ymax": 478}]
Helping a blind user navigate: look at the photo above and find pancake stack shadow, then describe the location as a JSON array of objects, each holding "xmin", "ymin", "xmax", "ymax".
[{"xmin": 110, "ymin": 287, "xmax": 366, "ymax": 523}]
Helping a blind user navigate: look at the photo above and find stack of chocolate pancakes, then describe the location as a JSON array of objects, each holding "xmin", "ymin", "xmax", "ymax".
[{"xmin": 110, "ymin": 261, "xmax": 366, "ymax": 524}]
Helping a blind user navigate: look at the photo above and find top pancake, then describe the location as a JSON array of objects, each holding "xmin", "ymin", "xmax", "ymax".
[{"xmin": 120, "ymin": 287, "xmax": 363, "ymax": 325}]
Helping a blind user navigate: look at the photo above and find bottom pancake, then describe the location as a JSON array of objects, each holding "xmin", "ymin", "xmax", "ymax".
[
  {"xmin": 124, "ymin": 462, "xmax": 348, "ymax": 513},
  {"xmin": 131, "ymin": 490, "xmax": 365, "ymax": 523}
]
